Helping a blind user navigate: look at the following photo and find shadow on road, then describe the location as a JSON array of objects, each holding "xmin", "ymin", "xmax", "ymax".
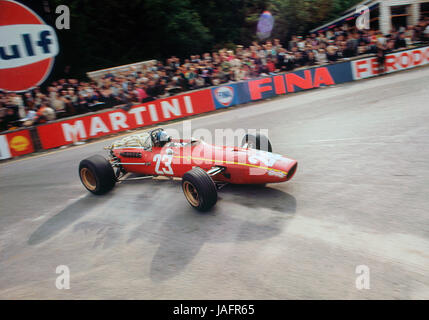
[
  {"xmin": 26, "ymin": 176, "xmax": 297, "ymax": 283},
  {"xmin": 141, "ymin": 184, "xmax": 297, "ymax": 282},
  {"xmin": 27, "ymin": 193, "xmax": 115, "ymax": 246}
]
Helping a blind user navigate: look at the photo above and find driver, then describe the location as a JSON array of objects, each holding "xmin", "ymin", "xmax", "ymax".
[{"xmin": 154, "ymin": 130, "xmax": 172, "ymax": 147}]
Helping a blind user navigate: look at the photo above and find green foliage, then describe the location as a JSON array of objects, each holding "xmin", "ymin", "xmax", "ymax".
[
  {"xmin": 46, "ymin": 0, "xmax": 361, "ymax": 78},
  {"xmin": 50, "ymin": 0, "xmax": 214, "ymax": 77},
  {"xmin": 268, "ymin": 0, "xmax": 362, "ymax": 40}
]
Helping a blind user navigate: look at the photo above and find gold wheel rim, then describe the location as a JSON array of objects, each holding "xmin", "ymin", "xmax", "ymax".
[
  {"xmin": 81, "ymin": 167, "xmax": 97, "ymax": 191},
  {"xmin": 183, "ymin": 181, "xmax": 200, "ymax": 207}
]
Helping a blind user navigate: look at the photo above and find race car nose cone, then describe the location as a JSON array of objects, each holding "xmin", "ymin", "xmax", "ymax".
[{"xmin": 285, "ymin": 160, "xmax": 298, "ymax": 181}]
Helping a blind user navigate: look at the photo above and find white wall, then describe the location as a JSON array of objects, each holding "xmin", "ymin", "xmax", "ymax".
[{"xmin": 379, "ymin": 0, "xmax": 427, "ymax": 34}]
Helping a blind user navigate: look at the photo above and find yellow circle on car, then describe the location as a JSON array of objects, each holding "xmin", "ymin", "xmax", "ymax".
[{"xmin": 10, "ymin": 135, "xmax": 29, "ymax": 152}]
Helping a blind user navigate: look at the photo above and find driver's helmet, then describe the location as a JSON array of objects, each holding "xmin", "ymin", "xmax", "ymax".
[{"xmin": 155, "ymin": 130, "xmax": 171, "ymax": 146}]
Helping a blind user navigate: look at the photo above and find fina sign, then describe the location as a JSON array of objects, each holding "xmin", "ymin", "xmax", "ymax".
[{"xmin": 0, "ymin": 0, "xmax": 59, "ymax": 92}]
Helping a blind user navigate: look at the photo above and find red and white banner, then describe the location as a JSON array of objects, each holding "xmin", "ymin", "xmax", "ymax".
[
  {"xmin": 0, "ymin": 129, "xmax": 35, "ymax": 159},
  {"xmin": 352, "ymin": 46, "xmax": 429, "ymax": 80},
  {"xmin": 37, "ymin": 89, "xmax": 215, "ymax": 149},
  {"xmin": 0, "ymin": 135, "xmax": 11, "ymax": 160}
]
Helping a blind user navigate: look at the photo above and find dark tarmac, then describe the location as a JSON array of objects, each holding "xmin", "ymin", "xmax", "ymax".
[{"xmin": 0, "ymin": 66, "xmax": 428, "ymax": 299}]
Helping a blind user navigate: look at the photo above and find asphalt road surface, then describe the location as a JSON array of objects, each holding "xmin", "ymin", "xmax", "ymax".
[{"xmin": 1, "ymin": 66, "xmax": 428, "ymax": 299}]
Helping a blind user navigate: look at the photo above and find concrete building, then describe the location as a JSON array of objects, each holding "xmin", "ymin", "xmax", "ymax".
[{"xmin": 311, "ymin": 0, "xmax": 429, "ymax": 34}]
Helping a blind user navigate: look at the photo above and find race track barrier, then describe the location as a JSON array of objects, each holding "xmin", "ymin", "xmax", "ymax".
[
  {"xmin": 211, "ymin": 61, "xmax": 354, "ymax": 109},
  {"xmin": 351, "ymin": 46, "xmax": 429, "ymax": 80},
  {"xmin": 0, "ymin": 128, "xmax": 35, "ymax": 160},
  {"xmin": 36, "ymin": 88, "xmax": 215, "ymax": 150},
  {"xmin": 1, "ymin": 44, "xmax": 428, "ymax": 160}
]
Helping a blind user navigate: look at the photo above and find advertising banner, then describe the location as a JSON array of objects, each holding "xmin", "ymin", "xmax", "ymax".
[
  {"xmin": 37, "ymin": 89, "xmax": 215, "ymax": 149},
  {"xmin": 1, "ymin": 129, "xmax": 35, "ymax": 158},
  {"xmin": 352, "ymin": 46, "xmax": 429, "ymax": 80},
  {"xmin": 211, "ymin": 84, "xmax": 239, "ymax": 109},
  {"xmin": 243, "ymin": 62, "xmax": 354, "ymax": 102},
  {"xmin": 211, "ymin": 62, "xmax": 354, "ymax": 109},
  {"xmin": 211, "ymin": 81, "xmax": 257, "ymax": 109}
]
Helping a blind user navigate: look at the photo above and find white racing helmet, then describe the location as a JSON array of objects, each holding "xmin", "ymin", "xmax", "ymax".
[{"xmin": 156, "ymin": 130, "xmax": 171, "ymax": 146}]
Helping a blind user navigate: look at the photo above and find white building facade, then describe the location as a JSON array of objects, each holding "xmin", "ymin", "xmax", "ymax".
[
  {"xmin": 312, "ymin": 0, "xmax": 429, "ymax": 34},
  {"xmin": 379, "ymin": 0, "xmax": 423, "ymax": 33}
]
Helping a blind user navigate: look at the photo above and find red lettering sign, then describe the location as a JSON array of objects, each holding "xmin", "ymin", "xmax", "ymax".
[
  {"xmin": 273, "ymin": 75, "xmax": 286, "ymax": 95},
  {"xmin": 353, "ymin": 45, "xmax": 429, "ymax": 79},
  {"xmin": 313, "ymin": 67, "xmax": 335, "ymax": 87},
  {"xmin": 286, "ymin": 70, "xmax": 313, "ymax": 93},
  {"xmin": 370, "ymin": 58, "xmax": 379, "ymax": 75},
  {"xmin": 355, "ymin": 60, "xmax": 368, "ymax": 79},
  {"xmin": 399, "ymin": 52, "xmax": 411, "ymax": 68},
  {"xmin": 248, "ymin": 77, "xmax": 273, "ymax": 100},
  {"xmin": 37, "ymin": 89, "xmax": 215, "ymax": 149},
  {"xmin": 412, "ymin": 50, "xmax": 423, "ymax": 65}
]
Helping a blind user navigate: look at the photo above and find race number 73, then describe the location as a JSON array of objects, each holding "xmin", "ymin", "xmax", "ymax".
[{"xmin": 153, "ymin": 150, "xmax": 174, "ymax": 175}]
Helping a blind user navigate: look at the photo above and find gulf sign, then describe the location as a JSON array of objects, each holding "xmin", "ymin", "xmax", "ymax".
[
  {"xmin": 352, "ymin": 46, "xmax": 429, "ymax": 80},
  {"xmin": 0, "ymin": 129, "xmax": 34, "ymax": 159},
  {"xmin": 37, "ymin": 89, "xmax": 215, "ymax": 149},
  {"xmin": 0, "ymin": 0, "xmax": 59, "ymax": 92}
]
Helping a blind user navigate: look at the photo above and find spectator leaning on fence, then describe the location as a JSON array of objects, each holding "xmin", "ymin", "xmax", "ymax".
[{"xmin": 0, "ymin": 18, "xmax": 428, "ymax": 133}]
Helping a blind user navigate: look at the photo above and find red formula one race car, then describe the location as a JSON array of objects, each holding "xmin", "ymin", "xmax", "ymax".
[{"xmin": 79, "ymin": 128, "xmax": 298, "ymax": 211}]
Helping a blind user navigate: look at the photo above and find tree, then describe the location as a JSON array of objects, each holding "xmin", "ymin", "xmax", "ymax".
[
  {"xmin": 49, "ymin": 0, "xmax": 213, "ymax": 77},
  {"xmin": 267, "ymin": 0, "xmax": 361, "ymax": 42},
  {"xmin": 25, "ymin": 0, "xmax": 362, "ymax": 80}
]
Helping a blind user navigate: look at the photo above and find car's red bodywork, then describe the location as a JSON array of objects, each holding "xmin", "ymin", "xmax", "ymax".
[{"xmin": 111, "ymin": 139, "xmax": 298, "ymax": 184}]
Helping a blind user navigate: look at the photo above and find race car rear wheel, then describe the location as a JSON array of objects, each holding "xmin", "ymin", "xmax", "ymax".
[
  {"xmin": 182, "ymin": 167, "xmax": 217, "ymax": 211},
  {"xmin": 79, "ymin": 155, "xmax": 116, "ymax": 195},
  {"xmin": 242, "ymin": 133, "xmax": 272, "ymax": 152}
]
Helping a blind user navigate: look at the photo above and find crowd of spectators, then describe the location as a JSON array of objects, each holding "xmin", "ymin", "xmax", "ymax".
[{"xmin": 1, "ymin": 18, "xmax": 428, "ymax": 132}]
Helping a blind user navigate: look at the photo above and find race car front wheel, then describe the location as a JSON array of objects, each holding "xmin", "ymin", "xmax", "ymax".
[
  {"xmin": 79, "ymin": 155, "xmax": 116, "ymax": 195},
  {"xmin": 242, "ymin": 133, "xmax": 272, "ymax": 152},
  {"xmin": 182, "ymin": 167, "xmax": 217, "ymax": 211}
]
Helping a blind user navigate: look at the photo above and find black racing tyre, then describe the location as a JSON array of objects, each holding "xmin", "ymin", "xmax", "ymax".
[
  {"xmin": 182, "ymin": 167, "xmax": 218, "ymax": 211},
  {"xmin": 79, "ymin": 155, "xmax": 116, "ymax": 195},
  {"xmin": 242, "ymin": 133, "xmax": 272, "ymax": 152}
]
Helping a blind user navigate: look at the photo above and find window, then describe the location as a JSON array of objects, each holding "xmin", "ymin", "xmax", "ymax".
[{"xmin": 390, "ymin": 5, "xmax": 408, "ymax": 16}]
